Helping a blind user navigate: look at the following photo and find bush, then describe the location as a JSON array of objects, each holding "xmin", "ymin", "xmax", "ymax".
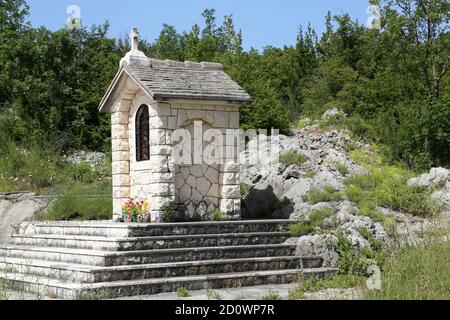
[
  {"xmin": 334, "ymin": 232, "xmax": 375, "ymax": 277},
  {"xmin": 211, "ymin": 210, "xmax": 226, "ymax": 221},
  {"xmin": 303, "ymin": 185, "xmax": 343, "ymax": 204},
  {"xmin": 161, "ymin": 205, "xmax": 176, "ymax": 223},
  {"xmin": 176, "ymin": 288, "xmax": 191, "ymax": 298},
  {"xmin": 279, "ymin": 152, "xmax": 308, "ymax": 167},
  {"xmin": 39, "ymin": 181, "xmax": 112, "ymax": 221},
  {"xmin": 289, "ymin": 208, "xmax": 336, "ymax": 236},
  {"xmin": 336, "ymin": 163, "xmax": 349, "ymax": 176},
  {"xmin": 318, "ymin": 113, "xmax": 346, "ymax": 129}
]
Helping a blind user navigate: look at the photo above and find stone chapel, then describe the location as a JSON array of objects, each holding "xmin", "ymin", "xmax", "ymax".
[{"xmin": 98, "ymin": 29, "xmax": 252, "ymax": 222}]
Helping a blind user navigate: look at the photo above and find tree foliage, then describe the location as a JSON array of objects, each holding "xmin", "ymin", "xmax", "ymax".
[{"xmin": 0, "ymin": 2, "xmax": 448, "ymax": 170}]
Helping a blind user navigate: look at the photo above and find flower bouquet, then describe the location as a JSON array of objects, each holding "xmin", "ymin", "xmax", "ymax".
[{"xmin": 121, "ymin": 199, "xmax": 152, "ymax": 223}]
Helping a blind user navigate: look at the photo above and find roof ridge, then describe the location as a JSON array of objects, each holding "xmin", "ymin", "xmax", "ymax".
[{"xmin": 126, "ymin": 57, "xmax": 224, "ymax": 71}]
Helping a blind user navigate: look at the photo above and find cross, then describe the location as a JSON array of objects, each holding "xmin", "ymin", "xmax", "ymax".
[{"xmin": 131, "ymin": 28, "xmax": 139, "ymax": 51}]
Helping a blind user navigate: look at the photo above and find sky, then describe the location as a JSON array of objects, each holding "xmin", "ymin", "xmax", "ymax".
[{"xmin": 26, "ymin": 0, "xmax": 371, "ymax": 50}]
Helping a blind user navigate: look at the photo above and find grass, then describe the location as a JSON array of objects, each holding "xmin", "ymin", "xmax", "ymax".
[
  {"xmin": 289, "ymin": 208, "xmax": 336, "ymax": 237},
  {"xmin": 0, "ymin": 138, "xmax": 111, "ymax": 193},
  {"xmin": 364, "ymin": 223, "xmax": 450, "ymax": 300},
  {"xmin": 289, "ymin": 274, "xmax": 366, "ymax": 300},
  {"xmin": 37, "ymin": 181, "xmax": 112, "ymax": 221},
  {"xmin": 260, "ymin": 292, "xmax": 283, "ymax": 300},
  {"xmin": 176, "ymin": 287, "xmax": 191, "ymax": 298},
  {"xmin": 211, "ymin": 210, "xmax": 226, "ymax": 221},
  {"xmin": 303, "ymin": 185, "xmax": 344, "ymax": 204},
  {"xmin": 279, "ymin": 151, "xmax": 309, "ymax": 167},
  {"xmin": 304, "ymin": 170, "xmax": 317, "ymax": 179},
  {"xmin": 207, "ymin": 290, "xmax": 223, "ymax": 300},
  {"xmin": 336, "ymin": 163, "xmax": 349, "ymax": 176},
  {"xmin": 345, "ymin": 150, "xmax": 438, "ymax": 217}
]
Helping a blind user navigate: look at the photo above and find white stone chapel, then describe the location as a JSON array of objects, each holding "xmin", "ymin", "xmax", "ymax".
[{"xmin": 98, "ymin": 29, "xmax": 252, "ymax": 222}]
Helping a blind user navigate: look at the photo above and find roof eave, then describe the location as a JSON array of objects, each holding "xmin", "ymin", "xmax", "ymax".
[{"xmin": 154, "ymin": 94, "xmax": 252, "ymax": 105}]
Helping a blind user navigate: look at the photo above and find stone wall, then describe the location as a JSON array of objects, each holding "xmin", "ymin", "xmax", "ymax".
[{"xmin": 111, "ymin": 89, "xmax": 242, "ymax": 222}]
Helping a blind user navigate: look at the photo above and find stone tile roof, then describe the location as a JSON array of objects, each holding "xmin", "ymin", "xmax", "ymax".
[{"xmin": 123, "ymin": 57, "xmax": 252, "ymax": 103}]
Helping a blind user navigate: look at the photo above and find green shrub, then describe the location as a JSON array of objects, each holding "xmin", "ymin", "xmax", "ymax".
[
  {"xmin": 309, "ymin": 208, "xmax": 336, "ymax": 225},
  {"xmin": 176, "ymin": 288, "xmax": 191, "ymax": 298},
  {"xmin": 240, "ymin": 183, "xmax": 251, "ymax": 197},
  {"xmin": 289, "ymin": 208, "xmax": 336, "ymax": 236},
  {"xmin": 211, "ymin": 210, "xmax": 226, "ymax": 221},
  {"xmin": 345, "ymin": 166, "xmax": 437, "ymax": 217},
  {"xmin": 383, "ymin": 218, "xmax": 398, "ymax": 236},
  {"xmin": 334, "ymin": 232, "xmax": 376, "ymax": 277},
  {"xmin": 161, "ymin": 205, "xmax": 176, "ymax": 223},
  {"xmin": 207, "ymin": 290, "xmax": 223, "ymax": 300},
  {"xmin": 39, "ymin": 181, "xmax": 112, "ymax": 221},
  {"xmin": 303, "ymin": 185, "xmax": 343, "ymax": 204},
  {"xmin": 345, "ymin": 185, "xmax": 365, "ymax": 203},
  {"xmin": 336, "ymin": 163, "xmax": 349, "ymax": 176},
  {"xmin": 318, "ymin": 114, "xmax": 345, "ymax": 129},
  {"xmin": 289, "ymin": 222, "xmax": 314, "ymax": 237},
  {"xmin": 304, "ymin": 170, "xmax": 317, "ymax": 179},
  {"xmin": 279, "ymin": 152, "xmax": 308, "ymax": 167},
  {"xmin": 70, "ymin": 162, "xmax": 97, "ymax": 184}
]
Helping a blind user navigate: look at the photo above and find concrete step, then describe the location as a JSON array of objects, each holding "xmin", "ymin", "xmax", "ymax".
[
  {"xmin": 33, "ymin": 220, "xmax": 291, "ymax": 238},
  {"xmin": 1, "ymin": 244, "xmax": 297, "ymax": 266},
  {"xmin": 10, "ymin": 232, "xmax": 291, "ymax": 251},
  {"xmin": 0, "ymin": 256, "xmax": 323, "ymax": 283},
  {"xmin": 1, "ymin": 268, "xmax": 338, "ymax": 299}
]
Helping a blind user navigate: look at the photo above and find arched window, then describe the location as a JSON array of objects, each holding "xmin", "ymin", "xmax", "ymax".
[{"xmin": 136, "ymin": 105, "xmax": 150, "ymax": 162}]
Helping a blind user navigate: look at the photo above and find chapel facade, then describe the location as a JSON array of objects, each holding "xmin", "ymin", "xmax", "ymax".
[{"xmin": 98, "ymin": 29, "xmax": 252, "ymax": 222}]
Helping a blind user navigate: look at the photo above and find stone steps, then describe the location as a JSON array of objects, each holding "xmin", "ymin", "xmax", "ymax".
[
  {"xmin": 0, "ymin": 220, "xmax": 336, "ymax": 299},
  {"xmin": 0, "ymin": 256, "xmax": 323, "ymax": 283},
  {"xmin": 10, "ymin": 232, "xmax": 290, "ymax": 251},
  {"xmin": 33, "ymin": 220, "xmax": 290, "ymax": 237},
  {"xmin": 1, "ymin": 268, "xmax": 338, "ymax": 300},
  {"xmin": 1, "ymin": 244, "xmax": 297, "ymax": 266}
]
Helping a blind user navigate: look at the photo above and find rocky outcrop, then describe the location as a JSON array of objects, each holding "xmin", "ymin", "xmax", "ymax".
[
  {"xmin": 0, "ymin": 193, "xmax": 47, "ymax": 243},
  {"xmin": 241, "ymin": 110, "xmax": 366, "ymax": 221},
  {"xmin": 240, "ymin": 109, "xmax": 447, "ymax": 268},
  {"xmin": 408, "ymin": 167, "xmax": 450, "ymax": 217},
  {"xmin": 63, "ymin": 151, "xmax": 106, "ymax": 168}
]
